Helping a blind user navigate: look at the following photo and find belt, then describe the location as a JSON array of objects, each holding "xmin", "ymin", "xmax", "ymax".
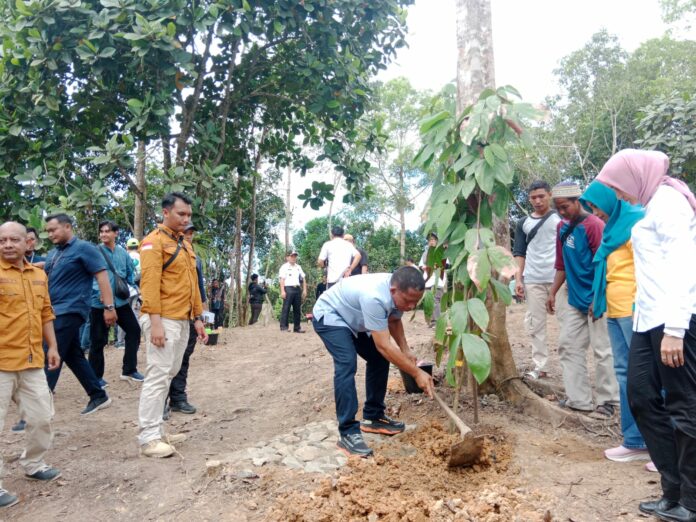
[{"xmin": 285, "ymin": 285, "xmax": 301, "ymax": 288}]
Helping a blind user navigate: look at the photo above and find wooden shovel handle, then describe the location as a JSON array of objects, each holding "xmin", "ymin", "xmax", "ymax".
[{"xmin": 433, "ymin": 390, "xmax": 473, "ymax": 438}]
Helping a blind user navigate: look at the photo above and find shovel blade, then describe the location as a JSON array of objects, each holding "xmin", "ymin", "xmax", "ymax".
[{"xmin": 447, "ymin": 435, "xmax": 485, "ymax": 468}]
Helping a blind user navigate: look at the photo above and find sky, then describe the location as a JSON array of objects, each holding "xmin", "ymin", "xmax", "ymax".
[{"xmin": 286, "ymin": 0, "xmax": 680, "ymax": 240}]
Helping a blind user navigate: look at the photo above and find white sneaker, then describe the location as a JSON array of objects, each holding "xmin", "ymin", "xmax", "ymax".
[
  {"xmin": 604, "ymin": 445, "xmax": 650, "ymax": 462},
  {"xmin": 140, "ymin": 440, "xmax": 175, "ymax": 458}
]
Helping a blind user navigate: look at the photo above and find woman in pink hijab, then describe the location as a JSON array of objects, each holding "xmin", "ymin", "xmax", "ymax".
[{"xmin": 598, "ymin": 149, "xmax": 696, "ymax": 521}]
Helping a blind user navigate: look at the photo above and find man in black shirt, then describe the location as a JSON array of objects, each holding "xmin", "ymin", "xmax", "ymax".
[
  {"xmin": 248, "ymin": 274, "xmax": 267, "ymax": 325},
  {"xmin": 344, "ymin": 234, "xmax": 368, "ymax": 276}
]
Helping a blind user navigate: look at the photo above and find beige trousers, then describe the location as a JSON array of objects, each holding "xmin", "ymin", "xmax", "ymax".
[
  {"xmin": 0, "ymin": 368, "xmax": 54, "ymax": 485},
  {"xmin": 558, "ymin": 305, "xmax": 619, "ymax": 410},
  {"xmin": 524, "ymin": 283, "xmax": 565, "ymax": 372},
  {"xmin": 137, "ymin": 315, "xmax": 190, "ymax": 446}
]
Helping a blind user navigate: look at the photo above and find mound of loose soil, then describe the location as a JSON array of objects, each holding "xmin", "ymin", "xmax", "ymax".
[{"xmin": 269, "ymin": 421, "xmax": 552, "ymax": 521}]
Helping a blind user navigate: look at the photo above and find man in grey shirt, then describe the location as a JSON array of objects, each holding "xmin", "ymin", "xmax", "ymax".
[
  {"xmin": 513, "ymin": 180, "xmax": 562, "ymax": 380},
  {"xmin": 313, "ymin": 267, "xmax": 434, "ymax": 457}
]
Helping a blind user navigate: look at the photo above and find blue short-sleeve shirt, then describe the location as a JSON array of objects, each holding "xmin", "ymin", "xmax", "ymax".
[
  {"xmin": 45, "ymin": 237, "xmax": 107, "ymax": 319},
  {"xmin": 312, "ymin": 273, "xmax": 403, "ymax": 336},
  {"xmin": 91, "ymin": 244, "xmax": 135, "ymax": 309}
]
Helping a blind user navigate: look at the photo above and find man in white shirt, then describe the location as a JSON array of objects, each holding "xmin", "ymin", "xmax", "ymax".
[
  {"xmin": 317, "ymin": 226, "xmax": 361, "ymax": 288},
  {"xmin": 418, "ymin": 233, "xmax": 447, "ymax": 326},
  {"xmin": 278, "ymin": 251, "xmax": 307, "ymax": 333},
  {"xmin": 512, "ymin": 180, "xmax": 563, "ymax": 380}
]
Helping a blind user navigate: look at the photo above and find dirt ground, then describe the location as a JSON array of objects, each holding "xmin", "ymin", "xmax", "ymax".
[{"xmin": 1, "ymin": 304, "xmax": 660, "ymax": 521}]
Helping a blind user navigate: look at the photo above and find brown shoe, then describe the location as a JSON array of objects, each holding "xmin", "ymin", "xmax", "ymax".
[{"xmin": 140, "ymin": 440, "xmax": 175, "ymax": 458}]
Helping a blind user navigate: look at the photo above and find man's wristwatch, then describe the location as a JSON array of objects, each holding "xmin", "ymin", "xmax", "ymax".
[
  {"xmin": 194, "ymin": 315, "xmax": 204, "ymax": 322},
  {"xmin": 104, "ymin": 304, "xmax": 115, "ymax": 311}
]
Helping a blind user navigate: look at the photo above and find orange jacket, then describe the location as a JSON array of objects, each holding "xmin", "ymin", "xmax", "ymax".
[
  {"xmin": 0, "ymin": 259, "xmax": 55, "ymax": 371},
  {"xmin": 139, "ymin": 225, "xmax": 203, "ymax": 320}
]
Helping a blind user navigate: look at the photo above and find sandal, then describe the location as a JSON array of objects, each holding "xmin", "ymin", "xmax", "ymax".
[{"xmin": 588, "ymin": 403, "xmax": 615, "ymax": 420}]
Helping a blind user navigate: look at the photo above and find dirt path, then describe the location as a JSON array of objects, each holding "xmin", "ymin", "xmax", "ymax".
[{"xmin": 1, "ymin": 309, "xmax": 659, "ymax": 521}]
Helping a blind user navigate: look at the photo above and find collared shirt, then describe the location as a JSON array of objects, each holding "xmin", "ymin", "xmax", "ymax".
[
  {"xmin": 91, "ymin": 244, "xmax": 135, "ymax": 309},
  {"xmin": 313, "ymin": 273, "xmax": 403, "ymax": 336},
  {"xmin": 512, "ymin": 211, "xmax": 562, "ymax": 284},
  {"xmin": 279, "ymin": 262, "xmax": 305, "ymax": 287},
  {"xmin": 45, "ymin": 237, "xmax": 107, "ymax": 319},
  {"xmin": 318, "ymin": 238, "xmax": 359, "ymax": 284},
  {"xmin": 139, "ymin": 225, "xmax": 203, "ymax": 320},
  {"xmin": 25, "ymin": 252, "xmax": 46, "ymax": 264},
  {"xmin": 0, "ymin": 259, "xmax": 55, "ymax": 371},
  {"xmin": 554, "ymin": 214, "xmax": 604, "ymax": 314},
  {"xmin": 632, "ymin": 185, "xmax": 696, "ymax": 336}
]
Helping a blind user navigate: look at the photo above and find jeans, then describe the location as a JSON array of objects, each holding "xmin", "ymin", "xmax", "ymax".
[
  {"xmin": 627, "ymin": 315, "xmax": 696, "ymax": 510},
  {"xmin": 280, "ymin": 286, "xmax": 302, "ymax": 331},
  {"xmin": 79, "ymin": 316, "xmax": 91, "ymax": 351},
  {"xmin": 607, "ymin": 317, "xmax": 646, "ymax": 449},
  {"xmin": 249, "ymin": 303, "xmax": 263, "ymax": 325},
  {"xmin": 313, "ymin": 318, "xmax": 390, "ymax": 436},
  {"xmin": 45, "ymin": 313, "xmax": 107, "ymax": 401},
  {"xmin": 168, "ymin": 322, "xmax": 196, "ymax": 404},
  {"xmin": 89, "ymin": 305, "xmax": 141, "ymax": 378}
]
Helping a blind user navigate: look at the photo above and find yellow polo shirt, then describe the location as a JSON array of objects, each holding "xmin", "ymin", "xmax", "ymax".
[
  {"xmin": 0, "ymin": 259, "xmax": 55, "ymax": 371},
  {"xmin": 606, "ymin": 242, "xmax": 636, "ymax": 319}
]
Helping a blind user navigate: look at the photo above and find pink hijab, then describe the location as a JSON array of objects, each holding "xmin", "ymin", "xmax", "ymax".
[{"xmin": 596, "ymin": 149, "xmax": 696, "ymax": 212}]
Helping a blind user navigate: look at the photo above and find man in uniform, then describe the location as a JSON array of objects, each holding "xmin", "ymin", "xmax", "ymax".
[
  {"xmin": 137, "ymin": 192, "xmax": 207, "ymax": 458},
  {"xmin": 278, "ymin": 251, "xmax": 307, "ymax": 333},
  {"xmin": 313, "ymin": 266, "xmax": 434, "ymax": 457},
  {"xmin": 0, "ymin": 222, "xmax": 61, "ymax": 508}
]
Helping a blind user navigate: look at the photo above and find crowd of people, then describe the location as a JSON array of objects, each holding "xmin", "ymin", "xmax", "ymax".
[{"xmin": 1, "ymin": 148, "xmax": 694, "ymax": 519}]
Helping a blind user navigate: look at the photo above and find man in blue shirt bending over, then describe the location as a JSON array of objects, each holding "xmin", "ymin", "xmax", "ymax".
[{"xmin": 313, "ymin": 266, "xmax": 434, "ymax": 457}]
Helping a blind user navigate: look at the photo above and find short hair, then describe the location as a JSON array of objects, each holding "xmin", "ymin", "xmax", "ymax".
[
  {"xmin": 391, "ymin": 266, "xmax": 426, "ymax": 292},
  {"xmin": 405, "ymin": 257, "xmax": 415, "ymax": 263},
  {"xmin": 528, "ymin": 180, "xmax": 551, "ymax": 193},
  {"xmin": 26, "ymin": 227, "xmax": 38, "ymax": 237},
  {"xmin": 162, "ymin": 192, "xmax": 192, "ymax": 210},
  {"xmin": 99, "ymin": 220, "xmax": 119, "ymax": 233},
  {"xmin": 331, "ymin": 225, "xmax": 344, "ymax": 237},
  {"xmin": 427, "ymin": 232, "xmax": 438, "ymax": 241},
  {"xmin": 45, "ymin": 213, "xmax": 73, "ymax": 226},
  {"xmin": 250, "ymin": 274, "xmax": 259, "ymax": 281}
]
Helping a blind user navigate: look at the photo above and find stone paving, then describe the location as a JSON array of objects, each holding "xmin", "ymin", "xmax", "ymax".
[{"xmin": 218, "ymin": 419, "xmax": 415, "ymax": 475}]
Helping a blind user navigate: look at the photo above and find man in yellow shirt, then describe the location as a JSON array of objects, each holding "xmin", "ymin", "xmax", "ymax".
[
  {"xmin": 137, "ymin": 193, "xmax": 207, "ymax": 458},
  {"xmin": 0, "ymin": 222, "xmax": 61, "ymax": 508}
]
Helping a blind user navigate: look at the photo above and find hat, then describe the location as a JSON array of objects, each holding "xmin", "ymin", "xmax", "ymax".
[
  {"xmin": 126, "ymin": 238, "xmax": 140, "ymax": 248},
  {"xmin": 551, "ymin": 182, "xmax": 582, "ymax": 199},
  {"xmin": 184, "ymin": 223, "xmax": 197, "ymax": 232},
  {"xmin": 287, "ymin": 251, "xmax": 299, "ymax": 256}
]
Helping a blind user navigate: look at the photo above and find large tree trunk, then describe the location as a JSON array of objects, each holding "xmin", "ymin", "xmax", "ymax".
[
  {"xmin": 455, "ymin": 0, "xmax": 571, "ymax": 422},
  {"xmin": 285, "ymin": 167, "xmax": 292, "ymax": 252},
  {"xmin": 233, "ymin": 170, "xmax": 244, "ymax": 326},
  {"xmin": 134, "ymin": 140, "xmax": 147, "ymax": 239}
]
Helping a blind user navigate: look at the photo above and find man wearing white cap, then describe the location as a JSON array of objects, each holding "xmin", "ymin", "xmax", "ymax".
[{"xmin": 279, "ymin": 251, "xmax": 307, "ymax": 333}]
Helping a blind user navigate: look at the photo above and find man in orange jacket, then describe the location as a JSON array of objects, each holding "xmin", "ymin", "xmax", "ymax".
[
  {"xmin": 0, "ymin": 222, "xmax": 61, "ymax": 508},
  {"xmin": 137, "ymin": 193, "xmax": 207, "ymax": 458}
]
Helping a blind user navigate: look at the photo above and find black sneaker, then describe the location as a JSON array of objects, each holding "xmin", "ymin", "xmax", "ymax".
[
  {"xmin": 336, "ymin": 433, "xmax": 373, "ymax": 457},
  {"xmin": 26, "ymin": 466, "xmax": 61, "ymax": 482},
  {"xmin": 0, "ymin": 489, "xmax": 18, "ymax": 508},
  {"xmin": 81, "ymin": 396, "xmax": 112, "ymax": 416},
  {"xmin": 170, "ymin": 401, "xmax": 196, "ymax": 414},
  {"xmin": 360, "ymin": 416, "xmax": 405, "ymax": 436}
]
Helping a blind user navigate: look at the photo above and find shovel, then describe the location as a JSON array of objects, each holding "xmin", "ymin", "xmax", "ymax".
[{"xmin": 433, "ymin": 390, "xmax": 485, "ymax": 467}]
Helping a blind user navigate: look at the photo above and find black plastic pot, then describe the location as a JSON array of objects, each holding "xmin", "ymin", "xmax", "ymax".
[
  {"xmin": 400, "ymin": 362, "xmax": 433, "ymax": 394},
  {"xmin": 206, "ymin": 333, "xmax": 219, "ymax": 346}
]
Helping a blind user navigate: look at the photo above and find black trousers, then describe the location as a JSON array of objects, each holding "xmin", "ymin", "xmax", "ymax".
[
  {"xmin": 45, "ymin": 313, "xmax": 106, "ymax": 401},
  {"xmin": 249, "ymin": 303, "xmax": 263, "ymax": 325},
  {"xmin": 212, "ymin": 307, "xmax": 224, "ymax": 329},
  {"xmin": 628, "ymin": 315, "xmax": 696, "ymax": 510},
  {"xmin": 168, "ymin": 322, "xmax": 197, "ymax": 404},
  {"xmin": 88, "ymin": 305, "xmax": 141, "ymax": 378},
  {"xmin": 280, "ymin": 286, "xmax": 302, "ymax": 331}
]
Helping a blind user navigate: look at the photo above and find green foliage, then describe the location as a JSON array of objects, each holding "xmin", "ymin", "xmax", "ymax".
[{"xmin": 416, "ymin": 86, "xmax": 540, "ymax": 385}]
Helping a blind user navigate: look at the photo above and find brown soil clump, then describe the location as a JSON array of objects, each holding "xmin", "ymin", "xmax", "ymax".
[{"xmin": 268, "ymin": 421, "xmax": 552, "ymax": 521}]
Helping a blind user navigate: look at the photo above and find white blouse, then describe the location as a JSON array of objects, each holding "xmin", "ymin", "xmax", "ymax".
[{"xmin": 631, "ymin": 185, "xmax": 696, "ymax": 337}]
